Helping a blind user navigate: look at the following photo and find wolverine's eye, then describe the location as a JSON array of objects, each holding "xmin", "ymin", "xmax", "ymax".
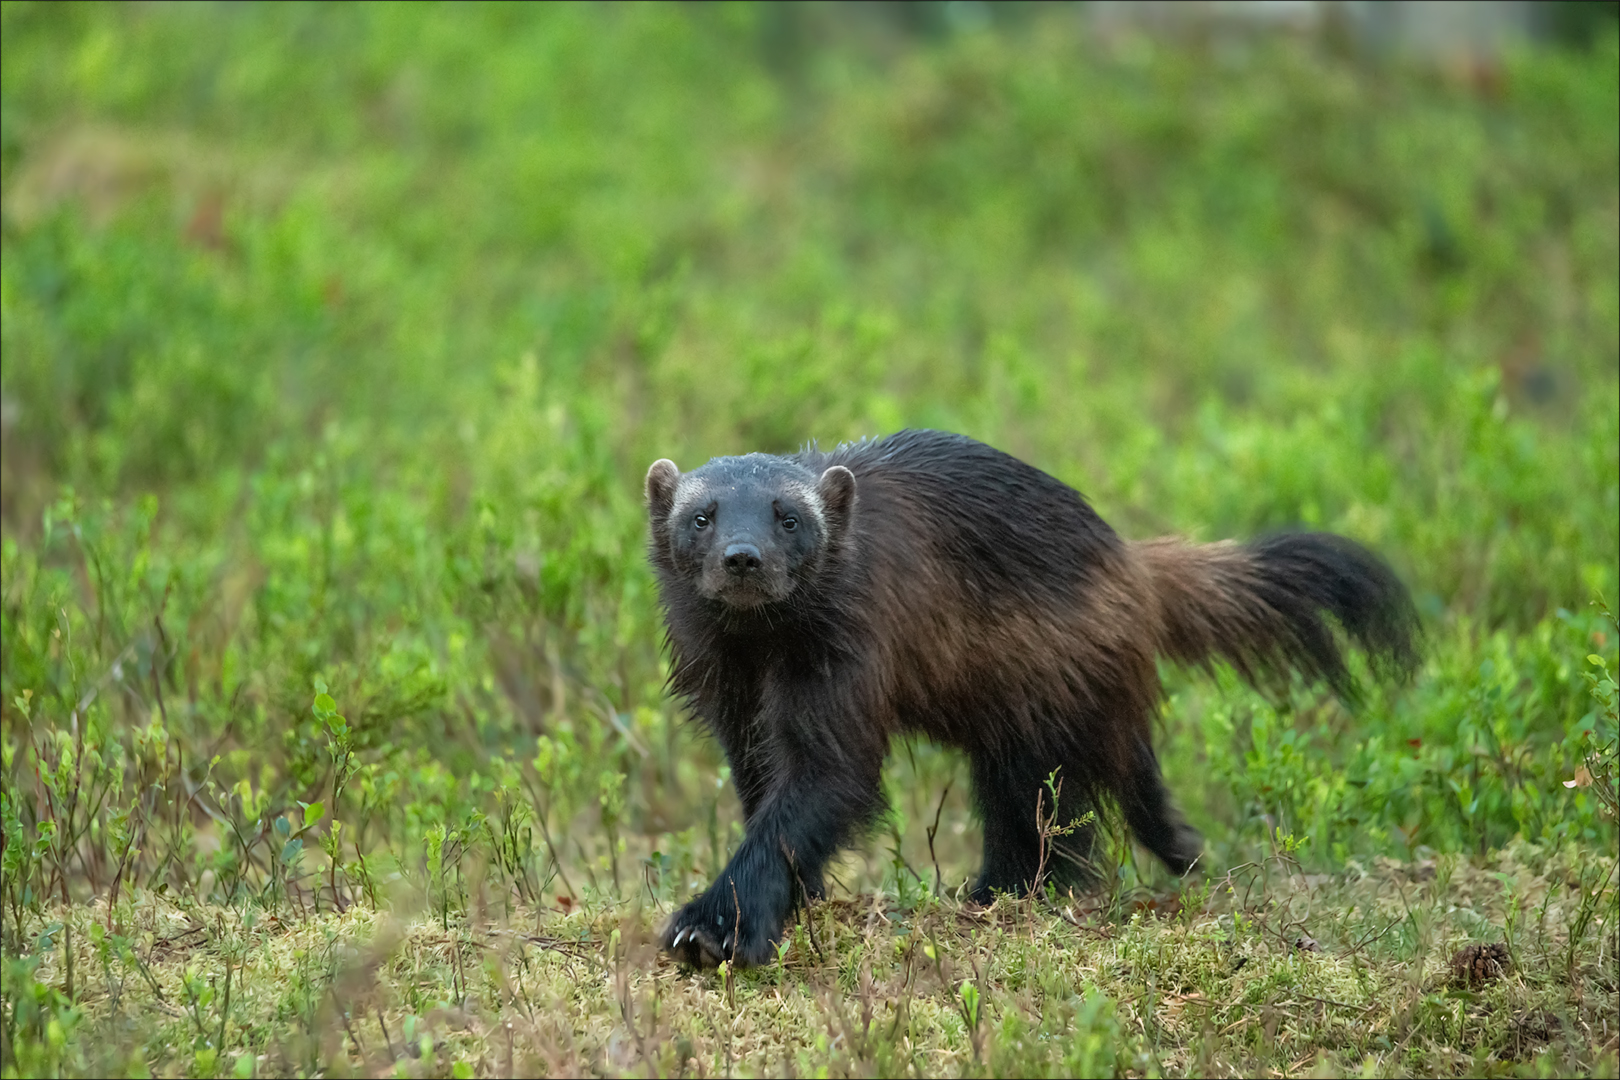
[
  {"xmin": 693, "ymin": 514, "xmax": 709, "ymax": 529},
  {"xmin": 781, "ymin": 516, "xmax": 798, "ymax": 532}
]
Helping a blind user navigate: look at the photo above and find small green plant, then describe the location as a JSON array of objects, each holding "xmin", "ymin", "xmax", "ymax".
[{"xmin": 1571, "ymin": 602, "xmax": 1620, "ymax": 823}]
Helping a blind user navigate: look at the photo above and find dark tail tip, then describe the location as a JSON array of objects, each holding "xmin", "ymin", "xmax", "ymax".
[{"xmin": 1247, "ymin": 532, "xmax": 1422, "ymax": 702}]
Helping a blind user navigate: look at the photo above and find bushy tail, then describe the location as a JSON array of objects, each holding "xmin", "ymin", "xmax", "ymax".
[{"xmin": 1136, "ymin": 532, "xmax": 1420, "ymax": 702}]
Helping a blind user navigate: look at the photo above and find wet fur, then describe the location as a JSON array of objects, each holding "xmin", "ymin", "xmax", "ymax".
[{"xmin": 646, "ymin": 430, "xmax": 1418, "ymax": 967}]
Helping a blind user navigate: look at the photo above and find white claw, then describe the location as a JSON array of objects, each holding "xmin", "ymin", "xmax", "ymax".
[
  {"xmin": 673, "ymin": 928, "xmax": 688, "ymax": 947},
  {"xmin": 723, "ymin": 934, "xmax": 733, "ymax": 952}
]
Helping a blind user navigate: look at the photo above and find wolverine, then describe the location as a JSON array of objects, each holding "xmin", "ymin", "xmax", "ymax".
[{"xmin": 645, "ymin": 429, "xmax": 1417, "ymax": 968}]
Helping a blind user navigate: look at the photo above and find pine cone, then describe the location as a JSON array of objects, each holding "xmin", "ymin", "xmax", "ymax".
[{"xmin": 1450, "ymin": 942, "xmax": 1511, "ymax": 986}]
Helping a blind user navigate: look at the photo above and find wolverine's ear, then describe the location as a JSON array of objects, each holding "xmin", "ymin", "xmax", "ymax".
[
  {"xmin": 646, "ymin": 459, "xmax": 680, "ymax": 519},
  {"xmin": 817, "ymin": 465, "xmax": 856, "ymax": 528}
]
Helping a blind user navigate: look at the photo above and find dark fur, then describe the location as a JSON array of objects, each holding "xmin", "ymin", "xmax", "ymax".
[{"xmin": 645, "ymin": 430, "xmax": 1418, "ymax": 967}]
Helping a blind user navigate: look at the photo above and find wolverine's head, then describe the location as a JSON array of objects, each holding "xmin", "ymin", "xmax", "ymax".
[{"xmin": 645, "ymin": 454, "xmax": 856, "ymax": 609}]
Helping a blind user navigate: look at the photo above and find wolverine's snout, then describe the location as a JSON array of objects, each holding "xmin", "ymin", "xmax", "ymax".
[
  {"xmin": 701, "ymin": 535, "xmax": 787, "ymax": 607},
  {"xmin": 724, "ymin": 542, "xmax": 764, "ymax": 575}
]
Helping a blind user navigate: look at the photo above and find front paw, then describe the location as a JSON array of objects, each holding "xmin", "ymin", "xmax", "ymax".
[{"xmin": 661, "ymin": 891, "xmax": 780, "ymax": 969}]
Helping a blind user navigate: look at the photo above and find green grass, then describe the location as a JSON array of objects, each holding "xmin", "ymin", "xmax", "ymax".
[
  {"xmin": 8, "ymin": 843, "xmax": 1619, "ymax": 1078},
  {"xmin": 1, "ymin": 3, "xmax": 1617, "ymax": 1076}
]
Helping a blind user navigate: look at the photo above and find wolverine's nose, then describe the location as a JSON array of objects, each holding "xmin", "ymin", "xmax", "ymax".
[{"xmin": 724, "ymin": 542, "xmax": 763, "ymax": 575}]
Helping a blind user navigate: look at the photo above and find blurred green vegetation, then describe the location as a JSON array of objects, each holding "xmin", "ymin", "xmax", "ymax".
[{"xmin": 0, "ymin": 2, "xmax": 1617, "ymax": 1072}]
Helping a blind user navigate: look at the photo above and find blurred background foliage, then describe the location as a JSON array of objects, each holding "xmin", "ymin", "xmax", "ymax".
[{"xmin": 0, "ymin": 0, "xmax": 1616, "ymax": 940}]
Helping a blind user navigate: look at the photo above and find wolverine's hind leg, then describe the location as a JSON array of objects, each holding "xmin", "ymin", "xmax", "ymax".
[
  {"xmin": 967, "ymin": 747, "xmax": 1099, "ymax": 903},
  {"xmin": 1118, "ymin": 737, "xmax": 1203, "ymax": 876}
]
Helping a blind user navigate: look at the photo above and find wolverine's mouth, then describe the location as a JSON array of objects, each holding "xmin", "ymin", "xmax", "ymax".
[
  {"xmin": 700, "ymin": 569, "xmax": 789, "ymax": 609},
  {"xmin": 716, "ymin": 589, "xmax": 770, "ymax": 610},
  {"xmin": 707, "ymin": 581, "xmax": 775, "ymax": 609}
]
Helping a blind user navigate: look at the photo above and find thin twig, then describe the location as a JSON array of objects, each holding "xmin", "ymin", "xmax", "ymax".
[{"xmin": 926, "ymin": 781, "xmax": 952, "ymax": 896}]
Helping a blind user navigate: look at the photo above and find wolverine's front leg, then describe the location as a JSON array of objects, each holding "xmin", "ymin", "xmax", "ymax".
[
  {"xmin": 710, "ymin": 719, "xmax": 771, "ymax": 824},
  {"xmin": 664, "ymin": 686, "xmax": 885, "ymax": 968},
  {"xmin": 661, "ymin": 780, "xmax": 866, "ymax": 967}
]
